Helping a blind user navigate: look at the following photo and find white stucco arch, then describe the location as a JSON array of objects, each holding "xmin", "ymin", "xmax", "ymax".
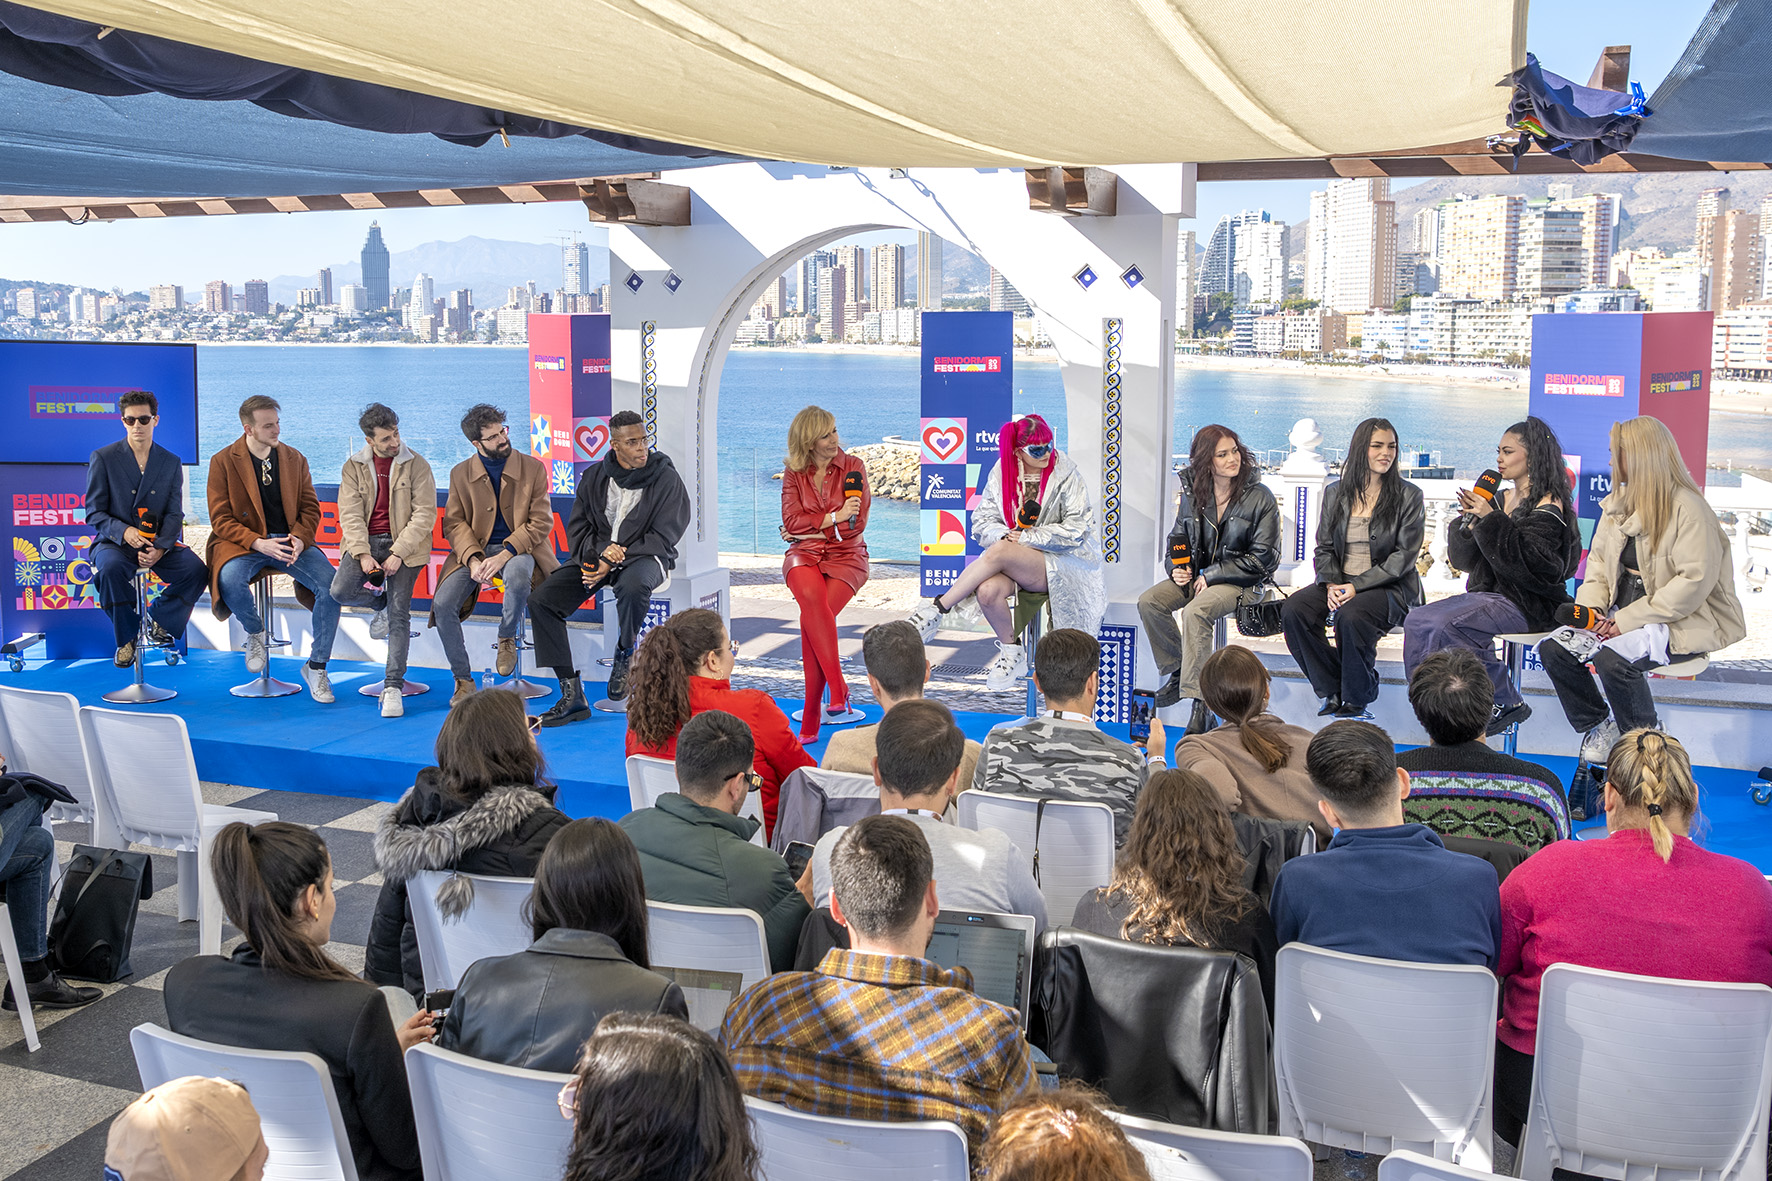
[{"xmin": 606, "ymin": 162, "xmax": 1194, "ymax": 652}]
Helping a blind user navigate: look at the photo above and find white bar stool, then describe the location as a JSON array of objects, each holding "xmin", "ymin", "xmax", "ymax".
[
  {"xmin": 104, "ymin": 569, "xmax": 178, "ymax": 704},
  {"xmin": 230, "ymin": 577, "xmax": 301, "ymax": 698}
]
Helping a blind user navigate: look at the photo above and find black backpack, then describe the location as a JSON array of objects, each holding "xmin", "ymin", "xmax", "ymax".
[{"xmin": 47, "ymin": 845, "xmax": 154, "ymax": 983}]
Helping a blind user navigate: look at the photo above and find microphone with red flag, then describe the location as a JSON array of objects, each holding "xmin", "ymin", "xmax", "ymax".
[
  {"xmin": 1554, "ymin": 602, "xmax": 1605, "ymax": 631},
  {"xmin": 1018, "ymin": 497, "xmax": 1041, "ymax": 529}
]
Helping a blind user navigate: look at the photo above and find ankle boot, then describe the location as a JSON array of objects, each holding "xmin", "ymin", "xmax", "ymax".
[{"xmin": 540, "ymin": 675, "xmax": 592, "ymax": 728}]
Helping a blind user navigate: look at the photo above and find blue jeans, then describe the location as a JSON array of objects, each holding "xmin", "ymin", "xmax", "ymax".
[
  {"xmin": 430, "ymin": 554, "xmax": 535, "ymax": 678},
  {"xmin": 1402, "ymin": 591, "xmax": 1530, "ymax": 708},
  {"xmin": 0, "ymin": 796, "xmax": 51, "ymax": 961},
  {"xmin": 217, "ymin": 545, "xmax": 340, "ymax": 663}
]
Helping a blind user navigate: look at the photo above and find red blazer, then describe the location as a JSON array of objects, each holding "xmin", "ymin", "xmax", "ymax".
[
  {"xmin": 626, "ymin": 676, "xmax": 815, "ymax": 835},
  {"xmin": 780, "ymin": 451, "xmax": 871, "ymax": 591}
]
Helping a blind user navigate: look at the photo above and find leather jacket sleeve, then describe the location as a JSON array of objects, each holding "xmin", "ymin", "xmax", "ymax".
[
  {"xmin": 1312, "ymin": 482, "xmax": 1345, "ymax": 585},
  {"xmin": 1202, "ymin": 486, "xmax": 1280, "ymax": 587}
]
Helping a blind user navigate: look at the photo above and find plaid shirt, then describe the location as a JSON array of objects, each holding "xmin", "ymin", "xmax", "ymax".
[{"xmin": 719, "ymin": 948, "xmax": 1036, "ymax": 1150}]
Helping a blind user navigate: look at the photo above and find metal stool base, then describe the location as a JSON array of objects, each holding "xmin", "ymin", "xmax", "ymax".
[
  {"xmin": 357, "ymin": 680, "xmax": 432, "ymax": 698},
  {"xmin": 592, "ymin": 696, "xmax": 629, "ymax": 713},
  {"xmin": 495, "ymin": 676, "xmax": 552, "ymax": 700},
  {"xmin": 105, "ymin": 570, "xmax": 178, "ymax": 704},
  {"xmin": 231, "ymin": 674, "xmax": 302, "ymax": 698},
  {"xmin": 791, "ymin": 707, "xmax": 865, "ymax": 725},
  {"xmin": 104, "ymin": 681, "xmax": 177, "ymax": 704}
]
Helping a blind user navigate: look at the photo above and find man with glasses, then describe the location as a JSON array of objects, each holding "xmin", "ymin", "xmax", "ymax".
[
  {"xmin": 86, "ymin": 390, "xmax": 209, "ymax": 667},
  {"xmin": 618, "ymin": 709, "xmax": 812, "ymax": 972},
  {"xmin": 206, "ymin": 394, "xmax": 340, "ymax": 700},
  {"xmin": 432, "ymin": 403, "xmax": 558, "ymax": 707}
]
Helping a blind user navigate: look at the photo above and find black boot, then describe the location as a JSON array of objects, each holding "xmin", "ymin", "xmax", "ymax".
[
  {"xmin": 1317, "ymin": 695, "xmax": 1342, "ymax": 717},
  {"xmin": 1185, "ymin": 699, "xmax": 1214, "ymax": 736},
  {"xmin": 606, "ymin": 647, "xmax": 634, "ymax": 702},
  {"xmin": 1155, "ymin": 669, "xmax": 1184, "ymax": 708},
  {"xmin": 3, "ymin": 968, "xmax": 100, "ymax": 1011},
  {"xmin": 539, "ymin": 675, "xmax": 592, "ymax": 728}
]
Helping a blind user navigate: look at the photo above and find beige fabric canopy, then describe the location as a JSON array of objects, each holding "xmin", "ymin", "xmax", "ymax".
[{"xmin": 24, "ymin": 0, "xmax": 1525, "ymax": 167}]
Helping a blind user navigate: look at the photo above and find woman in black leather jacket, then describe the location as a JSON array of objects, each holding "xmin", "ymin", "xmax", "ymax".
[
  {"xmin": 1137, "ymin": 425, "xmax": 1278, "ymax": 734},
  {"xmin": 1281, "ymin": 417, "xmax": 1425, "ymax": 719},
  {"xmin": 437, "ymin": 818, "xmax": 687, "ymax": 1072}
]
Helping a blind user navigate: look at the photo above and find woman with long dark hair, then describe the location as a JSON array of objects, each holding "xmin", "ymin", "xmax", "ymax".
[
  {"xmin": 165, "ymin": 823, "xmax": 430, "ymax": 1181},
  {"xmin": 438, "ymin": 818, "xmax": 687, "ymax": 1072},
  {"xmin": 366, "ymin": 688, "xmax": 569, "ymax": 995},
  {"xmin": 1071, "ymin": 768, "xmax": 1278, "ymax": 1008},
  {"xmin": 1137, "ymin": 424, "xmax": 1278, "ymax": 733},
  {"xmin": 625, "ymin": 607, "xmax": 813, "ymax": 835},
  {"xmin": 560, "ymin": 1013, "xmax": 760, "ymax": 1181},
  {"xmin": 908, "ymin": 413, "xmax": 1105, "ymax": 692},
  {"xmin": 779, "ymin": 405, "xmax": 870, "ymax": 743},
  {"xmin": 1403, "ymin": 417, "xmax": 1580, "ymax": 737},
  {"xmin": 1280, "ymin": 417, "xmax": 1425, "ymax": 719}
]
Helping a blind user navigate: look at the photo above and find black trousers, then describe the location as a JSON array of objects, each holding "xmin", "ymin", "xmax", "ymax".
[
  {"xmin": 1280, "ymin": 583, "xmax": 1407, "ymax": 709},
  {"xmin": 1538, "ymin": 636, "xmax": 1683, "ymax": 734},
  {"xmin": 529, "ymin": 559, "xmax": 666, "ymax": 671},
  {"xmin": 1492, "ymin": 1038, "xmax": 1534, "ymax": 1147},
  {"xmin": 92, "ymin": 539, "xmax": 209, "ymax": 647}
]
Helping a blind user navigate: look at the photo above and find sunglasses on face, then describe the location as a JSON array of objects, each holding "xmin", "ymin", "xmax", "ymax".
[
  {"xmin": 1022, "ymin": 444, "xmax": 1052, "ymax": 459},
  {"xmin": 743, "ymin": 770, "xmax": 764, "ymax": 793},
  {"xmin": 122, "ymin": 415, "xmax": 155, "ymax": 427}
]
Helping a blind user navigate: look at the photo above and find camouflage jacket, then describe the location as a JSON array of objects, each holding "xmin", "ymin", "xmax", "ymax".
[{"xmin": 971, "ymin": 716, "xmax": 1148, "ymax": 845}]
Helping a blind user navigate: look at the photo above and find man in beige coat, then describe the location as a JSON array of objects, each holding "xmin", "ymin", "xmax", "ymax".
[
  {"xmin": 330, "ymin": 403, "xmax": 438, "ymax": 718},
  {"xmin": 822, "ymin": 621, "xmax": 981, "ymax": 789},
  {"xmin": 433, "ymin": 403, "xmax": 559, "ymax": 705}
]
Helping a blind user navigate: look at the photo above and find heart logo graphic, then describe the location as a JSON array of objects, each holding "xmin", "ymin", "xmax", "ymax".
[
  {"xmin": 577, "ymin": 422, "xmax": 611, "ymax": 459},
  {"xmin": 923, "ymin": 426, "xmax": 964, "ymax": 461}
]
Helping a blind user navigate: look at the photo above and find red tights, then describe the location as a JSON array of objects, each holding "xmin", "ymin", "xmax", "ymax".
[{"xmin": 786, "ymin": 565, "xmax": 855, "ymax": 738}]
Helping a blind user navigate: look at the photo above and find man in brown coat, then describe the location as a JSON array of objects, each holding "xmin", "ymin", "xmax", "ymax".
[
  {"xmin": 207, "ymin": 395, "xmax": 340, "ymax": 702},
  {"xmin": 433, "ymin": 403, "xmax": 559, "ymax": 705}
]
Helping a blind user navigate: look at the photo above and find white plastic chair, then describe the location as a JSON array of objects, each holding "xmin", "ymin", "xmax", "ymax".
[
  {"xmin": 745, "ymin": 1096, "xmax": 969, "ymax": 1181},
  {"xmin": 407, "ymin": 870, "xmax": 534, "ymax": 993},
  {"xmin": 78, "ymin": 707, "xmax": 277, "ymax": 955},
  {"xmin": 0, "ymin": 685, "xmax": 101, "ymax": 829},
  {"xmin": 624, "ymin": 753, "xmax": 766, "ymax": 845},
  {"xmin": 1518, "ymin": 963, "xmax": 1772, "ymax": 1181},
  {"xmin": 1110, "ymin": 1111, "xmax": 1313, "ymax": 1181},
  {"xmin": 1376, "ymin": 1149, "xmax": 1499, "ymax": 1181},
  {"xmin": 646, "ymin": 900, "xmax": 768, "ymax": 1030},
  {"xmin": 955, "ymin": 789, "xmax": 1114, "ymax": 926},
  {"xmin": 1273, "ymin": 943, "xmax": 1498, "ymax": 1168},
  {"xmin": 405, "ymin": 1042, "xmax": 572, "ymax": 1181},
  {"xmin": 131, "ymin": 1022, "xmax": 359, "ymax": 1181},
  {"xmin": 0, "ymin": 902, "xmax": 39, "ymax": 1051}
]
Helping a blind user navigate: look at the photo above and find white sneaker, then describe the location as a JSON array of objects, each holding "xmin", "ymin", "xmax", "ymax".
[
  {"xmin": 983, "ymin": 642, "xmax": 1028, "ymax": 692},
  {"xmin": 379, "ymin": 685, "xmax": 404, "ymax": 718},
  {"xmin": 244, "ymin": 633, "xmax": 267, "ymax": 674},
  {"xmin": 369, "ymin": 609, "xmax": 390, "ymax": 641},
  {"xmin": 301, "ymin": 664, "xmax": 335, "ymax": 704},
  {"xmin": 1580, "ymin": 717, "xmax": 1622, "ymax": 764},
  {"xmin": 908, "ymin": 602, "xmax": 943, "ymax": 643}
]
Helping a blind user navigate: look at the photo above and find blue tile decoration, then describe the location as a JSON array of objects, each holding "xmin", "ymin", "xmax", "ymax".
[
  {"xmin": 638, "ymin": 597, "xmax": 672, "ymax": 646},
  {"xmin": 1074, "ymin": 265, "xmax": 1098, "ymax": 291},
  {"xmin": 663, "ymin": 271, "xmax": 683, "ymax": 293},
  {"xmin": 625, "ymin": 271, "xmax": 644, "ymax": 292},
  {"xmin": 1121, "ymin": 265, "xmax": 1145, "ymax": 289},
  {"xmin": 1101, "ymin": 317, "xmax": 1124, "ymax": 563},
  {"xmin": 1094, "ymin": 624, "xmax": 1136, "ymax": 725},
  {"xmin": 641, "ymin": 320, "xmax": 658, "ymax": 448}
]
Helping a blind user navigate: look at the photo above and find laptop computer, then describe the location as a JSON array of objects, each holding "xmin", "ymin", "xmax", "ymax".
[{"xmin": 926, "ymin": 909, "xmax": 1038, "ymax": 1029}]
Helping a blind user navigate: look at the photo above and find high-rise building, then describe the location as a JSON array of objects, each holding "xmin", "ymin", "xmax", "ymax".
[
  {"xmin": 204, "ymin": 280, "xmax": 231, "ymax": 314},
  {"xmin": 360, "ymin": 222, "xmax": 391, "ymax": 310},
  {"xmin": 1756, "ymin": 195, "xmax": 1772, "ymax": 299},
  {"xmin": 871, "ymin": 243, "xmax": 905, "ymax": 310},
  {"xmin": 14, "ymin": 288, "xmax": 36, "ymax": 319},
  {"xmin": 406, "ymin": 274, "xmax": 436, "ymax": 330},
  {"xmin": 446, "ymin": 290, "xmax": 473, "ymax": 336},
  {"xmin": 1515, "ymin": 204, "xmax": 1586, "ymax": 300},
  {"xmin": 817, "ymin": 265, "xmax": 846, "ymax": 340},
  {"xmin": 243, "ymin": 280, "xmax": 270, "ymax": 316},
  {"xmin": 318, "ymin": 268, "xmax": 333, "ymax": 307},
  {"xmin": 797, "ymin": 250, "xmax": 834, "ymax": 317},
  {"xmin": 564, "ymin": 238, "xmax": 591, "ymax": 294},
  {"xmin": 1411, "ymin": 206, "xmax": 1444, "ymax": 296},
  {"xmin": 1200, "ymin": 210, "xmax": 1271, "ymax": 299},
  {"xmin": 1176, "ymin": 229, "xmax": 1196, "ymax": 335},
  {"xmin": 917, "ymin": 232, "xmax": 943, "ymax": 310},
  {"xmin": 1433, "ymin": 194, "xmax": 1523, "ymax": 301},
  {"xmin": 1304, "ymin": 178, "xmax": 1395, "ymax": 313},
  {"xmin": 1394, "ymin": 251, "xmax": 1419, "ymax": 300},
  {"xmin": 760, "ymin": 275, "xmax": 787, "ymax": 319},
  {"xmin": 834, "ymin": 244, "xmax": 868, "ymax": 304},
  {"xmin": 1704, "ymin": 207, "xmax": 1760, "ymax": 311},
  {"xmin": 149, "ymin": 285, "xmax": 183, "ymax": 311},
  {"xmin": 1232, "ymin": 219, "xmax": 1288, "ymax": 306},
  {"xmin": 988, "ymin": 267, "xmax": 1029, "ymax": 315},
  {"xmin": 1547, "ymin": 192, "xmax": 1622, "ymax": 289},
  {"xmin": 338, "ymin": 284, "xmax": 368, "ymax": 313}
]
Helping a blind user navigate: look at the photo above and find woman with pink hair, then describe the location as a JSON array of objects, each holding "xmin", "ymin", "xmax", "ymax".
[{"xmin": 907, "ymin": 414, "xmax": 1104, "ymax": 691}]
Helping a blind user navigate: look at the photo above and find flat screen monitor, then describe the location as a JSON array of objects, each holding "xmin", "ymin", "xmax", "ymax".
[
  {"xmin": 0, "ymin": 340, "xmax": 199, "ymax": 464},
  {"xmin": 926, "ymin": 910, "xmax": 1036, "ymax": 1028}
]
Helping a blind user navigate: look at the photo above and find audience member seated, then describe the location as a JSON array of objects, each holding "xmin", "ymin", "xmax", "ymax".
[
  {"xmin": 1270, "ymin": 721, "xmax": 1501, "ymax": 969},
  {"xmin": 367, "ymin": 689, "xmax": 570, "ymax": 996},
  {"xmin": 0, "ymin": 770, "xmax": 99, "ymax": 1011},
  {"xmin": 1491, "ymin": 730, "xmax": 1772, "ymax": 1146},
  {"xmin": 821, "ymin": 620, "xmax": 982, "ymax": 789},
  {"xmin": 1171, "ymin": 645, "xmax": 1329, "ymax": 844},
  {"xmin": 972, "ymin": 628, "xmax": 1164, "ymax": 845},
  {"xmin": 621, "ymin": 710, "xmax": 813, "ymax": 971},
  {"xmin": 164, "ymin": 824, "xmax": 430, "ymax": 1181},
  {"xmin": 437, "ymin": 818, "xmax": 687, "ymax": 1071},
  {"xmin": 811, "ymin": 699, "xmax": 1047, "ymax": 931},
  {"xmin": 1072, "ymin": 768, "xmax": 1279, "ymax": 1010},
  {"xmin": 626, "ymin": 607, "xmax": 815, "ymax": 836},
  {"xmin": 106, "ymin": 1076, "xmax": 269, "ymax": 1181},
  {"xmin": 560, "ymin": 1013, "xmax": 759, "ymax": 1181},
  {"xmin": 720, "ymin": 815, "xmax": 1035, "ymax": 1153},
  {"xmin": 1395, "ymin": 649, "xmax": 1569, "ymax": 854},
  {"xmin": 979, "ymin": 1084, "xmax": 1154, "ymax": 1181}
]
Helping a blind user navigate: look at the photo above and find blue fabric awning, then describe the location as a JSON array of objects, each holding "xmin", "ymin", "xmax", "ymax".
[{"xmin": 1634, "ymin": 0, "xmax": 1772, "ymax": 163}]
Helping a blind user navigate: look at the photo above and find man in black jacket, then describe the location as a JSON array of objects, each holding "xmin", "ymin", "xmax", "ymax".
[{"xmin": 530, "ymin": 411, "xmax": 690, "ymax": 726}]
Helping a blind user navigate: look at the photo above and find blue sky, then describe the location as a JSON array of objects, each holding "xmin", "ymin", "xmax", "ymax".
[{"xmin": 1, "ymin": 0, "xmax": 1715, "ymax": 292}]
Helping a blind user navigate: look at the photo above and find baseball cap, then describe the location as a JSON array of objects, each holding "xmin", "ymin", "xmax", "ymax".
[{"xmin": 105, "ymin": 1076, "xmax": 263, "ymax": 1181}]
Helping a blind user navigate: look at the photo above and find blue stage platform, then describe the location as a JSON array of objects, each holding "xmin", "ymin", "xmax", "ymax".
[{"xmin": 8, "ymin": 650, "xmax": 1769, "ymax": 871}]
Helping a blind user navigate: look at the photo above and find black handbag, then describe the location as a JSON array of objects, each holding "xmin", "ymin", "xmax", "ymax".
[
  {"xmin": 47, "ymin": 845, "xmax": 154, "ymax": 983},
  {"xmin": 1235, "ymin": 581, "xmax": 1285, "ymax": 637}
]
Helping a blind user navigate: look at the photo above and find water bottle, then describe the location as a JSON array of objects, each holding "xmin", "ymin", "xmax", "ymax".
[{"xmin": 481, "ymin": 664, "xmax": 496, "ymax": 690}]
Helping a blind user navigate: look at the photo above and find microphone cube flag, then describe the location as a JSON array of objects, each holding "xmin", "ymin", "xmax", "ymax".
[
  {"xmin": 1554, "ymin": 602, "xmax": 1604, "ymax": 631},
  {"xmin": 842, "ymin": 470, "xmax": 865, "ymax": 498},
  {"xmin": 1170, "ymin": 538, "xmax": 1192, "ymax": 570},
  {"xmin": 1018, "ymin": 497, "xmax": 1041, "ymax": 528},
  {"xmin": 1473, "ymin": 469, "xmax": 1502, "ymax": 503}
]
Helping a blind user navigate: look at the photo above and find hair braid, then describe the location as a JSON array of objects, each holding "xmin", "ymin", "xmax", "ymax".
[{"xmin": 1605, "ymin": 728, "xmax": 1699, "ymax": 863}]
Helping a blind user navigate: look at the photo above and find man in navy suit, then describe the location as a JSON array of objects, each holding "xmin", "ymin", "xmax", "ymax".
[{"xmin": 86, "ymin": 390, "xmax": 209, "ymax": 666}]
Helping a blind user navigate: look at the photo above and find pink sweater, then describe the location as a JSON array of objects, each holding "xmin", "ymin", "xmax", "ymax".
[{"xmin": 1498, "ymin": 829, "xmax": 1772, "ymax": 1054}]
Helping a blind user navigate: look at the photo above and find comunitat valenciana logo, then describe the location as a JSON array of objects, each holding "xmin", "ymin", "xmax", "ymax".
[{"xmin": 532, "ymin": 355, "xmax": 567, "ymax": 371}]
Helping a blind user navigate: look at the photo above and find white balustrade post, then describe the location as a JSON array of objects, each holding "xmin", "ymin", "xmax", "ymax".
[{"xmin": 1270, "ymin": 418, "xmax": 1328, "ymax": 588}]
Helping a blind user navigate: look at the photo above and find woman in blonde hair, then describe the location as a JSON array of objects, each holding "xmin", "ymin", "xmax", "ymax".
[
  {"xmin": 1490, "ymin": 729, "xmax": 1772, "ymax": 1145},
  {"xmin": 1537, "ymin": 416, "xmax": 1744, "ymax": 781},
  {"xmin": 1172, "ymin": 645, "xmax": 1327, "ymax": 844},
  {"xmin": 779, "ymin": 405, "xmax": 870, "ymax": 743}
]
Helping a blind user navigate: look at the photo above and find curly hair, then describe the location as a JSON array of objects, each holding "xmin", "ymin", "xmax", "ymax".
[
  {"xmin": 625, "ymin": 609, "xmax": 728, "ymax": 748},
  {"xmin": 978, "ymin": 1083, "xmax": 1151, "ymax": 1181},
  {"xmin": 1105, "ymin": 769, "xmax": 1255, "ymax": 947},
  {"xmin": 1187, "ymin": 424, "xmax": 1261, "ymax": 511}
]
